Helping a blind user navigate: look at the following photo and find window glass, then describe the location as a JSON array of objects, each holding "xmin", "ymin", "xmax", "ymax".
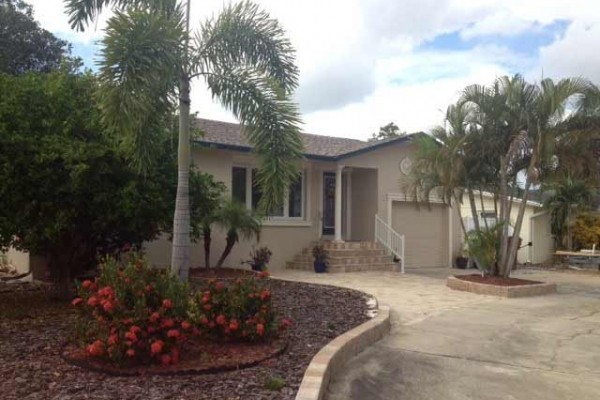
[
  {"xmin": 231, "ymin": 167, "xmax": 247, "ymax": 205},
  {"xmin": 288, "ymin": 174, "xmax": 303, "ymax": 218}
]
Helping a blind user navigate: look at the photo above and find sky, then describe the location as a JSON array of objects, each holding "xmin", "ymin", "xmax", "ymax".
[{"xmin": 28, "ymin": 0, "xmax": 600, "ymax": 141}]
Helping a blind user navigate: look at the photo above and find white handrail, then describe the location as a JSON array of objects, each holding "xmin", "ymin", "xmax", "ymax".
[{"xmin": 374, "ymin": 215, "xmax": 405, "ymax": 273}]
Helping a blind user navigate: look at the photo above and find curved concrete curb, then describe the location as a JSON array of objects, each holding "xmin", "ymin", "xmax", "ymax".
[{"xmin": 294, "ymin": 304, "xmax": 391, "ymax": 400}]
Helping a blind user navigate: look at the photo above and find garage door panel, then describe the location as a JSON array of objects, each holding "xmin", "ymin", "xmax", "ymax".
[{"xmin": 391, "ymin": 202, "xmax": 449, "ymax": 268}]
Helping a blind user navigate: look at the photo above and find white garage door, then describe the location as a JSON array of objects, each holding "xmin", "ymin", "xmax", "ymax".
[{"xmin": 391, "ymin": 202, "xmax": 449, "ymax": 268}]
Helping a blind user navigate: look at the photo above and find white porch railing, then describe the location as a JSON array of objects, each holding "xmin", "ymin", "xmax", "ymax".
[{"xmin": 374, "ymin": 214, "xmax": 405, "ymax": 273}]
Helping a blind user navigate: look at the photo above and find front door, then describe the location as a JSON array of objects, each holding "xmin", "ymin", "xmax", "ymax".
[{"xmin": 322, "ymin": 172, "xmax": 336, "ymax": 235}]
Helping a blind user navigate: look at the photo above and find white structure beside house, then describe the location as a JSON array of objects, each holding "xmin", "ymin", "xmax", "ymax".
[{"xmin": 459, "ymin": 192, "xmax": 554, "ymax": 264}]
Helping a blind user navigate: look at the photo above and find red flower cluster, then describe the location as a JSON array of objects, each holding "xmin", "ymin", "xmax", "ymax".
[
  {"xmin": 72, "ymin": 256, "xmax": 191, "ymax": 365},
  {"xmin": 193, "ymin": 278, "xmax": 289, "ymax": 341}
]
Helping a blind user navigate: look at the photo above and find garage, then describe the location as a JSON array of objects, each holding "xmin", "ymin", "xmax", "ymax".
[{"xmin": 391, "ymin": 201, "xmax": 450, "ymax": 268}]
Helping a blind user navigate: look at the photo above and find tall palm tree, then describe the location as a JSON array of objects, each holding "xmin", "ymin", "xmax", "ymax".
[
  {"xmin": 65, "ymin": 0, "xmax": 303, "ymax": 280},
  {"xmin": 215, "ymin": 200, "xmax": 261, "ymax": 268},
  {"xmin": 461, "ymin": 75, "xmax": 590, "ymax": 277}
]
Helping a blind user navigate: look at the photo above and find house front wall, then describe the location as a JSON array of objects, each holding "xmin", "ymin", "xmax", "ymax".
[
  {"xmin": 342, "ymin": 141, "xmax": 461, "ymax": 268},
  {"xmin": 145, "ymin": 147, "xmax": 323, "ymax": 270}
]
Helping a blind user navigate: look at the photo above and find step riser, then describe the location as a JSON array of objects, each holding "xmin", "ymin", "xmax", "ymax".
[
  {"xmin": 301, "ymin": 249, "xmax": 386, "ymax": 257},
  {"xmin": 293, "ymin": 255, "xmax": 394, "ymax": 265},
  {"xmin": 286, "ymin": 262, "xmax": 397, "ymax": 273},
  {"xmin": 313, "ymin": 241, "xmax": 384, "ymax": 250}
]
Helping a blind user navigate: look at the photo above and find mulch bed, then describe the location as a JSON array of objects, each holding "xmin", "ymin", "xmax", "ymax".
[
  {"xmin": 190, "ymin": 267, "xmax": 256, "ymax": 280},
  {"xmin": 0, "ymin": 278, "xmax": 371, "ymax": 400},
  {"xmin": 456, "ymin": 274, "xmax": 542, "ymax": 286},
  {"xmin": 61, "ymin": 338, "xmax": 287, "ymax": 377}
]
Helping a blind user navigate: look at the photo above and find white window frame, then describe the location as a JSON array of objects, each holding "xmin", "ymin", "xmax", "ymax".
[{"xmin": 231, "ymin": 165, "xmax": 307, "ymax": 221}]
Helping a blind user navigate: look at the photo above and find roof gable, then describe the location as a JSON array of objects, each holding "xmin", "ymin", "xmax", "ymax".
[{"xmin": 193, "ymin": 118, "xmax": 418, "ymax": 160}]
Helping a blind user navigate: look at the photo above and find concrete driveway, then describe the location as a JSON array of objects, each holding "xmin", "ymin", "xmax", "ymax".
[{"xmin": 274, "ymin": 268, "xmax": 600, "ymax": 400}]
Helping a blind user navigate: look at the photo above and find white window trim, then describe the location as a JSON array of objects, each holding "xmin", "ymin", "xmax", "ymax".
[{"xmin": 232, "ymin": 165, "xmax": 308, "ymax": 221}]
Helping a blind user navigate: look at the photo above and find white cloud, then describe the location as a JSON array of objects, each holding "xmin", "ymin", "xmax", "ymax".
[
  {"xmin": 23, "ymin": 0, "xmax": 600, "ymax": 141},
  {"xmin": 537, "ymin": 21, "xmax": 600, "ymax": 83}
]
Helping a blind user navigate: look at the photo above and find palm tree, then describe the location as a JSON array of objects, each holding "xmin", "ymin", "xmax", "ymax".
[
  {"xmin": 65, "ymin": 0, "xmax": 303, "ymax": 280},
  {"xmin": 215, "ymin": 200, "xmax": 261, "ymax": 268},
  {"xmin": 461, "ymin": 75, "xmax": 590, "ymax": 277}
]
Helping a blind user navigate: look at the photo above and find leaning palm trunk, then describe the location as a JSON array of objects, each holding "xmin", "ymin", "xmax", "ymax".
[
  {"xmin": 216, "ymin": 235, "xmax": 236, "ymax": 268},
  {"xmin": 171, "ymin": 73, "xmax": 192, "ymax": 280}
]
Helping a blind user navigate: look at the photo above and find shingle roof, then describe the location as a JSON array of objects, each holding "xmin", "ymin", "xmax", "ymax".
[{"xmin": 193, "ymin": 118, "xmax": 413, "ymax": 159}]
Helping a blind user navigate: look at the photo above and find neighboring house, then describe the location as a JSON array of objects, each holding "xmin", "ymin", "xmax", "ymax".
[
  {"xmin": 146, "ymin": 118, "xmax": 464, "ymax": 271},
  {"xmin": 459, "ymin": 192, "xmax": 554, "ymax": 264}
]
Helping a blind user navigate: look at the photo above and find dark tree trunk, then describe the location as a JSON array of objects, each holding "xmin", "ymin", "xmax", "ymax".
[{"xmin": 203, "ymin": 226, "xmax": 211, "ymax": 270}]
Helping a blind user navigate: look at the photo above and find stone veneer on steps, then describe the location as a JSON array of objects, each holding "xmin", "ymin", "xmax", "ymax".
[{"xmin": 286, "ymin": 241, "xmax": 399, "ymax": 273}]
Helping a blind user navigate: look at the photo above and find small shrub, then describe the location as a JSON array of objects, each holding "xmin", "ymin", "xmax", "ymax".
[
  {"xmin": 572, "ymin": 213, "xmax": 600, "ymax": 250},
  {"xmin": 264, "ymin": 376, "xmax": 286, "ymax": 391},
  {"xmin": 189, "ymin": 273, "xmax": 291, "ymax": 341},
  {"xmin": 243, "ymin": 246, "xmax": 272, "ymax": 271},
  {"xmin": 71, "ymin": 255, "xmax": 192, "ymax": 365}
]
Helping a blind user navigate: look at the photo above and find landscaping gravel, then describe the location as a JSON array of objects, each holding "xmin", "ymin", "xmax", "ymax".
[{"xmin": 0, "ymin": 278, "xmax": 371, "ymax": 400}]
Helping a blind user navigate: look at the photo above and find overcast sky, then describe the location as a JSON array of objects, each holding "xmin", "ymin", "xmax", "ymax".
[{"xmin": 28, "ymin": 0, "xmax": 600, "ymax": 140}]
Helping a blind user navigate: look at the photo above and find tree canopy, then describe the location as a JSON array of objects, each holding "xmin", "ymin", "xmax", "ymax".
[
  {"xmin": 0, "ymin": 67, "xmax": 223, "ymax": 293},
  {"xmin": 369, "ymin": 122, "xmax": 405, "ymax": 142},
  {"xmin": 0, "ymin": 0, "xmax": 71, "ymax": 74}
]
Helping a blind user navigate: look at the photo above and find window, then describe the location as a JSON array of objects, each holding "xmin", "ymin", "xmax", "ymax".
[
  {"xmin": 231, "ymin": 166, "xmax": 305, "ymax": 219},
  {"xmin": 232, "ymin": 167, "xmax": 247, "ymax": 205}
]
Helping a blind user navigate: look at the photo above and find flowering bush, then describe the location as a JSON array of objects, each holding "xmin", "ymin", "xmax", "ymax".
[
  {"xmin": 71, "ymin": 255, "xmax": 192, "ymax": 365},
  {"xmin": 189, "ymin": 272, "xmax": 291, "ymax": 341}
]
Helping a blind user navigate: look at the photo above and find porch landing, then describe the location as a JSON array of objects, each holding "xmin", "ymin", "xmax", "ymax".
[{"xmin": 286, "ymin": 241, "xmax": 399, "ymax": 273}]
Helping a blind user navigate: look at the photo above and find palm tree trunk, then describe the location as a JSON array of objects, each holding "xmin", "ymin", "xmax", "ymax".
[
  {"xmin": 479, "ymin": 189, "xmax": 489, "ymax": 230},
  {"xmin": 171, "ymin": 75, "xmax": 192, "ymax": 280},
  {"xmin": 170, "ymin": 0, "xmax": 192, "ymax": 281},
  {"xmin": 452, "ymin": 192, "xmax": 469, "ymax": 241},
  {"xmin": 467, "ymin": 188, "xmax": 480, "ymax": 232},
  {"xmin": 498, "ymin": 156, "xmax": 510, "ymax": 276},
  {"xmin": 216, "ymin": 236, "xmax": 235, "ymax": 268}
]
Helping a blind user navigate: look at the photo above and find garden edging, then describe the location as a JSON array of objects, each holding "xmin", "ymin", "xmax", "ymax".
[
  {"xmin": 447, "ymin": 275, "xmax": 557, "ymax": 297},
  {"xmin": 294, "ymin": 303, "xmax": 391, "ymax": 400}
]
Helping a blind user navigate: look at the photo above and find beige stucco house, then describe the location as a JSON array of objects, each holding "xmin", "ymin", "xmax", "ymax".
[
  {"xmin": 4, "ymin": 118, "xmax": 554, "ymax": 277},
  {"xmin": 144, "ymin": 119, "xmax": 554, "ymax": 271}
]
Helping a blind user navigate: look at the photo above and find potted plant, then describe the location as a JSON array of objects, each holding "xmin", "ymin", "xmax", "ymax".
[
  {"xmin": 243, "ymin": 246, "xmax": 272, "ymax": 272},
  {"xmin": 312, "ymin": 244, "xmax": 328, "ymax": 273},
  {"xmin": 454, "ymin": 246, "xmax": 469, "ymax": 269}
]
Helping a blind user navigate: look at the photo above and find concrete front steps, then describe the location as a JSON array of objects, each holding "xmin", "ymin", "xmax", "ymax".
[{"xmin": 286, "ymin": 241, "xmax": 399, "ymax": 273}]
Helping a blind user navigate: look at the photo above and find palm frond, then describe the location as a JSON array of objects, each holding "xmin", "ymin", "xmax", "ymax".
[
  {"xmin": 97, "ymin": 6, "xmax": 184, "ymax": 171},
  {"xmin": 204, "ymin": 67, "xmax": 304, "ymax": 214},
  {"xmin": 195, "ymin": 1, "xmax": 298, "ymax": 93},
  {"xmin": 65, "ymin": 0, "xmax": 179, "ymax": 31}
]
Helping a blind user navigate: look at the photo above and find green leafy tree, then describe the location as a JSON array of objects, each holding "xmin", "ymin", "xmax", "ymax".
[
  {"xmin": 0, "ymin": 0, "xmax": 71, "ymax": 74},
  {"xmin": 65, "ymin": 0, "xmax": 303, "ymax": 280},
  {"xmin": 543, "ymin": 176, "xmax": 594, "ymax": 250},
  {"xmin": 0, "ymin": 68, "xmax": 175, "ymax": 296},
  {"xmin": 368, "ymin": 122, "xmax": 405, "ymax": 142},
  {"xmin": 215, "ymin": 200, "xmax": 262, "ymax": 268}
]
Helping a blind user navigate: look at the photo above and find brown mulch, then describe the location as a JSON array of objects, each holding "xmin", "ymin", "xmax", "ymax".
[
  {"xmin": 456, "ymin": 274, "xmax": 542, "ymax": 286},
  {"xmin": 190, "ymin": 267, "xmax": 256, "ymax": 280},
  {"xmin": 0, "ymin": 278, "xmax": 371, "ymax": 400},
  {"xmin": 61, "ymin": 337, "xmax": 287, "ymax": 377}
]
